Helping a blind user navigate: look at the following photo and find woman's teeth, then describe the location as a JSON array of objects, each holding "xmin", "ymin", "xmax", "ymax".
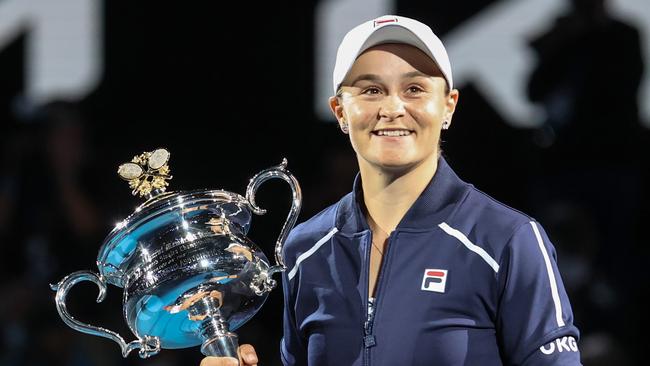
[{"xmin": 375, "ymin": 130, "xmax": 412, "ymax": 136}]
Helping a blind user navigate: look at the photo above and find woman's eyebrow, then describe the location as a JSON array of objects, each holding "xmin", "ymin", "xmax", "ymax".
[
  {"xmin": 349, "ymin": 74, "xmax": 382, "ymax": 85},
  {"xmin": 402, "ymin": 71, "xmax": 432, "ymax": 79}
]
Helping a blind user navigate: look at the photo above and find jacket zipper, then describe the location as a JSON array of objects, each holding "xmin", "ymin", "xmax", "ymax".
[
  {"xmin": 362, "ymin": 233, "xmax": 372, "ymax": 366},
  {"xmin": 363, "ymin": 231, "xmax": 395, "ymax": 366}
]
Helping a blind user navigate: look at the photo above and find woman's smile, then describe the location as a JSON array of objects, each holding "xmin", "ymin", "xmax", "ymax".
[{"xmin": 372, "ymin": 128, "xmax": 414, "ymax": 137}]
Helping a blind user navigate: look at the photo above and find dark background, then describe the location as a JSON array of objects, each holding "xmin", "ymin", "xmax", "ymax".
[{"xmin": 1, "ymin": 1, "xmax": 648, "ymax": 365}]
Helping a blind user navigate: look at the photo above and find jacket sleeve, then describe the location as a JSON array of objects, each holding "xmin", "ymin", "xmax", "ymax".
[
  {"xmin": 496, "ymin": 221, "xmax": 582, "ymax": 365},
  {"xmin": 280, "ymin": 235, "xmax": 307, "ymax": 365}
]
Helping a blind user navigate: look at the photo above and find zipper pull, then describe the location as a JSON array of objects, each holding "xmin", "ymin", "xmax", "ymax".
[{"xmin": 364, "ymin": 334, "xmax": 376, "ymax": 348}]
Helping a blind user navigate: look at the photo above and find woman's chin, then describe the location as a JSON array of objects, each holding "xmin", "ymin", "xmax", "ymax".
[{"xmin": 373, "ymin": 159, "xmax": 418, "ymax": 173}]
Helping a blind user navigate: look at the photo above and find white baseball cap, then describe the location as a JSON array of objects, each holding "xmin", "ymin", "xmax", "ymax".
[{"xmin": 332, "ymin": 15, "xmax": 453, "ymax": 94}]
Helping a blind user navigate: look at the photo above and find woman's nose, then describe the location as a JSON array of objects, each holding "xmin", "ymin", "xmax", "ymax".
[{"xmin": 378, "ymin": 94, "xmax": 405, "ymax": 120}]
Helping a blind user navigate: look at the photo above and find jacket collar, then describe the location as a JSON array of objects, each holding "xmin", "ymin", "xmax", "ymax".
[{"xmin": 335, "ymin": 157, "xmax": 470, "ymax": 234}]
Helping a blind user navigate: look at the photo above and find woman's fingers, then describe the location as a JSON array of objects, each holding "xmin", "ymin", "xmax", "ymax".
[
  {"xmin": 239, "ymin": 344, "xmax": 258, "ymax": 365},
  {"xmin": 199, "ymin": 356, "xmax": 239, "ymax": 366},
  {"xmin": 199, "ymin": 344, "xmax": 258, "ymax": 366}
]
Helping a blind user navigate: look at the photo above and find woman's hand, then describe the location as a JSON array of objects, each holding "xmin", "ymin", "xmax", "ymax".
[{"xmin": 199, "ymin": 344, "xmax": 258, "ymax": 366}]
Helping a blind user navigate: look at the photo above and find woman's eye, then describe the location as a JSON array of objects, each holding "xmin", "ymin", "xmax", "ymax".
[
  {"xmin": 407, "ymin": 86, "xmax": 424, "ymax": 94},
  {"xmin": 362, "ymin": 87, "xmax": 381, "ymax": 95}
]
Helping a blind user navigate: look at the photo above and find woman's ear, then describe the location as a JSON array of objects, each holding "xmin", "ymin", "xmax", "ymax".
[
  {"xmin": 329, "ymin": 96, "xmax": 348, "ymax": 133},
  {"xmin": 443, "ymin": 89, "xmax": 460, "ymax": 128}
]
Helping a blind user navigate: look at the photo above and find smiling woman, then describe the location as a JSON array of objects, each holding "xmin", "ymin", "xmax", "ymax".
[
  {"xmin": 201, "ymin": 14, "xmax": 582, "ymax": 366},
  {"xmin": 330, "ymin": 43, "xmax": 458, "ymax": 178}
]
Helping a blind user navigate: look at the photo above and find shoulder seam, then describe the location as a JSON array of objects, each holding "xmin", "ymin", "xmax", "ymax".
[
  {"xmin": 468, "ymin": 185, "xmax": 534, "ymax": 221},
  {"xmin": 496, "ymin": 220, "xmax": 533, "ymax": 277}
]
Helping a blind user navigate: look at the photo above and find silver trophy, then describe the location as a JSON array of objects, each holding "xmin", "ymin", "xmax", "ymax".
[{"xmin": 51, "ymin": 148, "xmax": 301, "ymax": 363}]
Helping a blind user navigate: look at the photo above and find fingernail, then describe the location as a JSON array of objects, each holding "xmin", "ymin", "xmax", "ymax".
[{"xmin": 243, "ymin": 353, "xmax": 258, "ymax": 364}]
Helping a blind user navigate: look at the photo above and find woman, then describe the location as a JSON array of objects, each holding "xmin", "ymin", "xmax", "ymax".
[{"xmin": 203, "ymin": 15, "xmax": 581, "ymax": 366}]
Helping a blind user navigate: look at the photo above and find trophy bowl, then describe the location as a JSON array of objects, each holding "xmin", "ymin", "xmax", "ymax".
[{"xmin": 51, "ymin": 149, "xmax": 301, "ymax": 362}]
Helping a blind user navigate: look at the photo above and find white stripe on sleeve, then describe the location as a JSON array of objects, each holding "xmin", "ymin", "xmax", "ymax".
[
  {"xmin": 287, "ymin": 227, "xmax": 339, "ymax": 281},
  {"xmin": 438, "ymin": 222, "xmax": 500, "ymax": 273},
  {"xmin": 530, "ymin": 221, "xmax": 565, "ymax": 327}
]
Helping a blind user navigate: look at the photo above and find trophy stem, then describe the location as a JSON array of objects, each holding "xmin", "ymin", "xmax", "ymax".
[
  {"xmin": 190, "ymin": 297, "xmax": 239, "ymax": 363},
  {"xmin": 199, "ymin": 317, "xmax": 239, "ymax": 360}
]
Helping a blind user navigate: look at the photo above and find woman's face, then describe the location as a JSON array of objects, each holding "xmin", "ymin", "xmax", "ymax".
[{"xmin": 330, "ymin": 43, "xmax": 458, "ymax": 173}]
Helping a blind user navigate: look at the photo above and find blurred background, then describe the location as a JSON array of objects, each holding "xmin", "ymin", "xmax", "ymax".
[{"xmin": 1, "ymin": 0, "xmax": 648, "ymax": 365}]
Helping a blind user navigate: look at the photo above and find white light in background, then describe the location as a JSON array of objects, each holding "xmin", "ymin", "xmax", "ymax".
[
  {"xmin": 0, "ymin": 0, "xmax": 102, "ymax": 105},
  {"xmin": 315, "ymin": 0, "xmax": 650, "ymax": 128},
  {"xmin": 315, "ymin": 0, "xmax": 394, "ymax": 120}
]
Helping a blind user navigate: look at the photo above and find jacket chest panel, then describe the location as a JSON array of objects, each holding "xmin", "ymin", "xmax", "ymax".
[{"xmin": 294, "ymin": 231, "xmax": 499, "ymax": 333}]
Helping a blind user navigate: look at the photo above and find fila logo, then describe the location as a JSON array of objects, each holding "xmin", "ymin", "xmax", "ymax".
[
  {"xmin": 539, "ymin": 336, "xmax": 579, "ymax": 355},
  {"xmin": 421, "ymin": 269, "xmax": 447, "ymax": 293},
  {"xmin": 373, "ymin": 18, "xmax": 398, "ymax": 28}
]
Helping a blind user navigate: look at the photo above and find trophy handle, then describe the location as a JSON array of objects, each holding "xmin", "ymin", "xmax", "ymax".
[
  {"xmin": 50, "ymin": 271, "xmax": 161, "ymax": 358},
  {"xmin": 245, "ymin": 158, "xmax": 302, "ymax": 280}
]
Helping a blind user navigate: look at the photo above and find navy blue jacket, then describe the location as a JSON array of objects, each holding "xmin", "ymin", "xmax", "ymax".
[{"xmin": 280, "ymin": 158, "xmax": 581, "ymax": 365}]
